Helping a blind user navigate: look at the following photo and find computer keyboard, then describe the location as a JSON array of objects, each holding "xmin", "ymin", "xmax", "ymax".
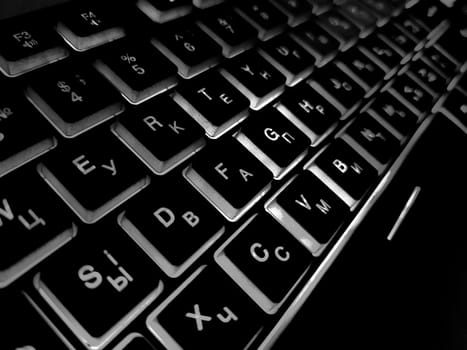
[{"xmin": 1, "ymin": 0, "xmax": 466, "ymax": 349}]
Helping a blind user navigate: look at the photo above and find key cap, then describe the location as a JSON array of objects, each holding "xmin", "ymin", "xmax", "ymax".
[
  {"xmin": 221, "ymin": 50, "xmax": 286, "ymax": 110},
  {"xmin": 113, "ymin": 96, "xmax": 205, "ymax": 175},
  {"xmin": 342, "ymin": 113, "xmax": 400, "ymax": 167},
  {"xmin": 378, "ymin": 22, "xmax": 417, "ymax": 58},
  {"xmin": 0, "ymin": 88, "xmax": 56, "ymax": 177},
  {"xmin": 153, "ymin": 20, "xmax": 222, "ymax": 78},
  {"xmin": 366, "ymin": 91, "xmax": 418, "ymax": 139},
  {"xmin": 235, "ymin": 1, "xmax": 288, "ymax": 41},
  {"xmin": 309, "ymin": 64, "xmax": 365, "ymax": 118},
  {"xmin": 235, "ymin": 107, "xmax": 310, "ymax": 179},
  {"xmin": 277, "ymin": 82, "xmax": 340, "ymax": 145},
  {"xmin": 120, "ymin": 176, "xmax": 225, "ymax": 277},
  {"xmin": 114, "ymin": 333, "xmax": 157, "ymax": 350},
  {"xmin": 147, "ymin": 265, "xmax": 264, "ymax": 349},
  {"xmin": 395, "ymin": 14, "xmax": 429, "ymax": 42},
  {"xmin": 35, "ymin": 221, "xmax": 164, "ymax": 350},
  {"xmin": 0, "ymin": 167, "xmax": 76, "ymax": 288},
  {"xmin": 338, "ymin": 0, "xmax": 378, "ymax": 35},
  {"xmin": 38, "ymin": 129, "xmax": 150, "ymax": 223},
  {"xmin": 270, "ymin": 0, "xmax": 314, "ymax": 26},
  {"xmin": 137, "ymin": 0, "xmax": 193, "ymax": 23},
  {"xmin": 173, "ymin": 71, "xmax": 250, "ymax": 138},
  {"xmin": 184, "ymin": 137, "xmax": 272, "ymax": 221},
  {"xmin": 266, "ymin": 171, "xmax": 350, "ymax": 255},
  {"xmin": 291, "ymin": 20, "xmax": 339, "ymax": 66},
  {"xmin": 435, "ymin": 27, "xmax": 467, "ymax": 65},
  {"xmin": 360, "ymin": 0, "xmax": 394, "ymax": 19},
  {"xmin": 317, "ymin": 10, "xmax": 360, "ymax": 49},
  {"xmin": 26, "ymin": 59, "xmax": 124, "ymax": 138},
  {"xmin": 0, "ymin": 18, "xmax": 68, "ymax": 77},
  {"xmin": 409, "ymin": 0, "xmax": 447, "ymax": 30},
  {"xmin": 197, "ymin": 6, "xmax": 258, "ymax": 58},
  {"xmin": 358, "ymin": 35, "xmax": 403, "ymax": 76},
  {"xmin": 407, "ymin": 59, "xmax": 446, "ymax": 96},
  {"xmin": 1, "ymin": 292, "xmax": 70, "ymax": 349},
  {"xmin": 439, "ymin": 88, "xmax": 467, "ymax": 131},
  {"xmin": 421, "ymin": 46, "xmax": 458, "ymax": 79},
  {"xmin": 259, "ymin": 34, "xmax": 315, "ymax": 86},
  {"xmin": 56, "ymin": 4, "xmax": 125, "ymax": 51},
  {"xmin": 216, "ymin": 213, "xmax": 313, "ymax": 313},
  {"xmin": 336, "ymin": 47, "xmax": 385, "ymax": 94},
  {"xmin": 310, "ymin": 139, "xmax": 378, "ymax": 206},
  {"xmin": 389, "ymin": 73, "xmax": 434, "ymax": 115},
  {"xmin": 95, "ymin": 37, "xmax": 178, "ymax": 104}
]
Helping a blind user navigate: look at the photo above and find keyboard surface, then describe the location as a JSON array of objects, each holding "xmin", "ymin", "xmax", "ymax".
[{"xmin": 1, "ymin": 0, "xmax": 467, "ymax": 349}]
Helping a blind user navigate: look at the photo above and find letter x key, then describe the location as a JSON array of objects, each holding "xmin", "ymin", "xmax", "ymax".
[{"xmin": 185, "ymin": 304, "xmax": 212, "ymax": 331}]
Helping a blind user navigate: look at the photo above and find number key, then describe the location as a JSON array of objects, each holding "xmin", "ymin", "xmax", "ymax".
[{"xmin": 317, "ymin": 10, "xmax": 360, "ymax": 49}]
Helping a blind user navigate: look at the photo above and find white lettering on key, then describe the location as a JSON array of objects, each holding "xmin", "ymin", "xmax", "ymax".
[
  {"xmin": 315, "ymin": 199, "xmax": 331, "ymax": 215},
  {"xmin": 333, "ymin": 159, "xmax": 348, "ymax": 173},
  {"xmin": 154, "ymin": 207, "xmax": 175, "ymax": 228},
  {"xmin": 18, "ymin": 209, "xmax": 46, "ymax": 230},
  {"xmin": 240, "ymin": 64, "xmax": 255, "ymax": 76},
  {"xmin": 182, "ymin": 211, "xmax": 200, "ymax": 227},
  {"xmin": 215, "ymin": 163, "xmax": 229, "ymax": 180},
  {"xmin": 168, "ymin": 120, "xmax": 185, "ymax": 134},
  {"xmin": 144, "ymin": 116, "xmax": 164, "ymax": 131},
  {"xmin": 295, "ymin": 194, "xmax": 311, "ymax": 210},
  {"xmin": 275, "ymin": 246, "xmax": 290, "ymax": 262},
  {"xmin": 259, "ymin": 71, "xmax": 271, "ymax": 80},
  {"xmin": 239, "ymin": 169, "xmax": 253, "ymax": 182},
  {"xmin": 216, "ymin": 307, "xmax": 238, "ymax": 323},
  {"xmin": 251, "ymin": 242, "xmax": 269, "ymax": 262},
  {"xmin": 219, "ymin": 93, "xmax": 233, "ymax": 105},
  {"xmin": 103, "ymin": 250, "xmax": 134, "ymax": 292},
  {"xmin": 186, "ymin": 304, "xmax": 212, "ymax": 331},
  {"xmin": 197, "ymin": 87, "xmax": 213, "ymax": 100},
  {"xmin": 101, "ymin": 159, "xmax": 117, "ymax": 176},
  {"xmin": 73, "ymin": 155, "xmax": 96, "ymax": 175},
  {"xmin": 78, "ymin": 265, "xmax": 103, "ymax": 289},
  {"xmin": 0, "ymin": 198, "xmax": 14, "ymax": 226}
]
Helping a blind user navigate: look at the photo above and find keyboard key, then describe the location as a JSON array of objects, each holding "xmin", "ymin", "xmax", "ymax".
[
  {"xmin": 95, "ymin": 37, "xmax": 178, "ymax": 104},
  {"xmin": 389, "ymin": 73, "xmax": 434, "ymax": 115},
  {"xmin": 26, "ymin": 59, "xmax": 124, "ymax": 138},
  {"xmin": 292, "ymin": 20, "xmax": 340, "ymax": 66},
  {"xmin": 215, "ymin": 214, "xmax": 313, "ymax": 313},
  {"xmin": 339, "ymin": 0, "xmax": 378, "ymax": 34},
  {"xmin": 266, "ymin": 171, "xmax": 350, "ymax": 255},
  {"xmin": 120, "ymin": 176, "xmax": 225, "ymax": 277},
  {"xmin": 38, "ymin": 129, "xmax": 150, "ymax": 223},
  {"xmin": 407, "ymin": 59, "xmax": 446, "ymax": 96},
  {"xmin": 435, "ymin": 27, "xmax": 467, "ymax": 65},
  {"xmin": 0, "ymin": 167, "xmax": 76, "ymax": 288},
  {"xmin": 153, "ymin": 20, "xmax": 222, "ymax": 78},
  {"xmin": 235, "ymin": 1, "xmax": 288, "ymax": 41},
  {"xmin": 271, "ymin": 0, "xmax": 313, "ymax": 26},
  {"xmin": 360, "ymin": 0, "xmax": 394, "ymax": 19},
  {"xmin": 0, "ymin": 88, "xmax": 56, "ymax": 177},
  {"xmin": 378, "ymin": 22, "xmax": 417, "ymax": 58},
  {"xmin": 221, "ymin": 50, "xmax": 286, "ymax": 110},
  {"xmin": 395, "ymin": 14, "xmax": 429, "ymax": 42},
  {"xmin": 174, "ymin": 71, "xmax": 250, "ymax": 138},
  {"xmin": 0, "ymin": 18, "xmax": 68, "ymax": 77},
  {"xmin": 184, "ymin": 137, "xmax": 272, "ymax": 221},
  {"xmin": 409, "ymin": 0, "xmax": 448, "ymax": 30},
  {"xmin": 56, "ymin": 4, "xmax": 125, "ymax": 51},
  {"xmin": 439, "ymin": 88, "xmax": 467, "ymax": 130},
  {"xmin": 35, "ymin": 221, "xmax": 164, "ymax": 349},
  {"xmin": 366, "ymin": 91, "xmax": 418, "ymax": 139},
  {"xmin": 235, "ymin": 107, "xmax": 309, "ymax": 179},
  {"xmin": 343, "ymin": 113, "xmax": 400, "ymax": 166},
  {"xmin": 259, "ymin": 34, "xmax": 315, "ymax": 86},
  {"xmin": 198, "ymin": 5, "xmax": 258, "ymax": 58},
  {"xmin": 113, "ymin": 96, "xmax": 205, "ymax": 175},
  {"xmin": 421, "ymin": 46, "xmax": 458, "ymax": 79},
  {"xmin": 147, "ymin": 266, "xmax": 264, "ymax": 349},
  {"xmin": 311, "ymin": 139, "xmax": 378, "ymax": 206},
  {"xmin": 114, "ymin": 333, "xmax": 157, "ymax": 350},
  {"xmin": 359, "ymin": 35, "xmax": 403, "ymax": 75},
  {"xmin": 137, "ymin": 0, "xmax": 193, "ymax": 23},
  {"xmin": 277, "ymin": 83, "xmax": 340, "ymax": 145},
  {"xmin": 309, "ymin": 64, "xmax": 365, "ymax": 118},
  {"xmin": 1, "ymin": 293, "xmax": 70, "ymax": 349},
  {"xmin": 317, "ymin": 10, "xmax": 360, "ymax": 49}
]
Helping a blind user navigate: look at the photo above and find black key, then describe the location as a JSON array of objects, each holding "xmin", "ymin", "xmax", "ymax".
[
  {"xmin": 147, "ymin": 266, "xmax": 264, "ymax": 350},
  {"xmin": 317, "ymin": 10, "xmax": 360, "ymax": 49},
  {"xmin": 185, "ymin": 137, "xmax": 272, "ymax": 221},
  {"xmin": 174, "ymin": 71, "xmax": 250, "ymax": 138},
  {"xmin": 56, "ymin": 4, "xmax": 125, "ymax": 51},
  {"xmin": 292, "ymin": 20, "xmax": 340, "ymax": 65},
  {"xmin": 120, "ymin": 177, "xmax": 225, "ymax": 277},
  {"xmin": 455, "ymin": 74, "xmax": 467, "ymax": 94},
  {"xmin": 96, "ymin": 38, "xmax": 178, "ymax": 104},
  {"xmin": 198, "ymin": 6, "xmax": 258, "ymax": 58},
  {"xmin": 0, "ymin": 167, "xmax": 76, "ymax": 288},
  {"xmin": 339, "ymin": 0, "xmax": 378, "ymax": 34},
  {"xmin": 271, "ymin": 0, "xmax": 313, "ymax": 26},
  {"xmin": 0, "ymin": 88, "xmax": 56, "ymax": 177},
  {"xmin": 277, "ymin": 83, "xmax": 340, "ymax": 144},
  {"xmin": 0, "ymin": 18, "xmax": 68, "ymax": 77},
  {"xmin": 235, "ymin": 1, "xmax": 288, "ymax": 40},
  {"xmin": 389, "ymin": 73, "xmax": 434, "ymax": 115},
  {"xmin": 267, "ymin": 171, "xmax": 350, "ymax": 255},
  {"xmin": 344, "ymin": 113, "xmax": 400, "ymax": 165},
  {"xmin": 422, "ymin": 46, "xmax": 458, "ymax": 79},
  {"xmin": 38, "ymin": 129, "xmax": 150, "ymax": 223},
  {"xmin": 407, "ymin": 59, "xmax": 446, "ymax": 96},
  {"xmin": 360, "ymin": 0, "xmax": 394, "ymax": 18},
  {"xmin": 395, "ymin": 14, "xmax": 429, "ymax": 42},
  {"xmin": 137, "ymin": 0, "xmax": 192, "ymax": 23},
  {"xmin": 409, "ymin": 0, "xmax": 448, "ymax": 30},
  {"xmin": 309, "ymin": 64, "xmax": 365, "ymax": 118},
  {"xmin": 216, "ymin": 214, "xmax": 313, "ymax": 313},
  {"xmin": 236, "ymin": 107, "xmax": 310, "ymax": 179},
  {"xmin": 35, "ymin": 221, "xmax": 164, "ymax": 349},
  {"xmin": 439, "ymin": 88, "xmax": 467, "ymax": 129},
  {"xmin": 359, "ymin": 35, "xmax": 403, "ymax": 75},
  {"xmin": 312, "ymin": 139, "xmax": 378, "ymax": 203},
  {"xmin": 153, "ymin": 20, "xmax": 222, "ymax": 78},
  {"xmin": 113, "ymin": 96, "xmax": 205, "ymax": 175},
  {"xmin": 367, "ymin": 91, "xmax": 418, "ymax": 138},
  {"xmin": 378, "ymin": 22, "xmax": 417, "ymax": 58},
  {"xmin": 27, "ymin": 59, "xmax": 124, "ymax": 138},
  {"xmin": 221, "ymin": 50, "xmax": 286, "ymax": 110},
  {"xmin": 1, "ymin": 293, "xmax": 70, "ymax": 349},
  {"xmin": 336, "ymin": 47, "xmax": 385, "ymax": 93},
  {"xmin": 436, "ymin": 27, "xmax": 467, "ymax": 65},
  {"xmin": 114, "ymin": 333, "xmax": 156, "ymax": 350},
  {"xmin": 259, "ymin": 34, "xmax": 315, "ymax": 86}
]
